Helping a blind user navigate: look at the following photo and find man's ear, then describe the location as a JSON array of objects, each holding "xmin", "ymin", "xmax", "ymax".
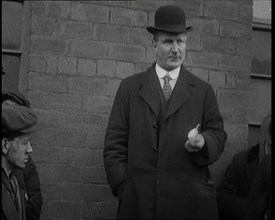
[{"xmin": 2, "ymin": 138, "xmax": 10, "ymax": 154}]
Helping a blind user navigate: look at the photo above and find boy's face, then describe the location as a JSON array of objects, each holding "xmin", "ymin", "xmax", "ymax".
[{"xmin": 4, "ymin": 134, "xmax": 33, "ymax": 169}]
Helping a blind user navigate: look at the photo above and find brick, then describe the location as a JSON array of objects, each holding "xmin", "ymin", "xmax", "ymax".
[
  {"xmin": 48, "ymin": 1, "xmax": 70, "ymax": 19},
  {"xmin": 33, "ymin": 145, "xmax": 64, "ymax": 164},
  {"xmin": 46, "ymin": 201, "xmax": 80, "ymax": 219},
  {"xmin": 45, "ymin": 56, "xmax": 58, "ymax": 74},
  {"xmin": 105, "ymin": 79, "xmax": 121, "ymax": 97},
  {"xmin": 130, "ymin": 0, "xmax": 166, "ymax": 12},
  {"xmin": 185, "ymin": 51, "xmax": 220, "ymax": 69},
  {"xmin": 208, "ymin": 70, "xmax": 226, "ymax": 88},
  {"xmin": 224, "ymin": 123, "xmax": 248, "ymax": 140},
  {"xmin": 89, "ymin": 1, "xmax": 130, "ymax": 7},
  {"xmin": 102, "ymin": 201, "xmax": 118, "ymax": 219},
  {"xmin": 58, "ymin": 56, "xmax": 77, "ymax": 75},
  {"xmin": 219, "ymin": 55, "xmax": 251, "ymax": 73},
  {"xmin": 186, "ymin": 33, "xmax": 201, "ymax": 51},
  {"xmin": 187, "ymin": 68, "xmax": 208, "ymax": 82},
  {"xmin": 82, "ymin": 184, "xmax": 100, "ymax": 201},
  {"xmin": 64, "ymin": 22, "xmax": 92, "ymax": 40},
  {"xmin": 29, "ymin": 72, "xmax": 67, "ymax": 93},
  {"xmin": 219, "ymin": 105, "xmax": 248, "ymax": 124},
  {"xmin": 217, "ymin": 89, "xmax": 249, "ymax": 108},
  {"xmin": 29, "ymin": 55, "xmax": 47, "ymax": 72},
  {"xmin": 32, "ymin": 2, "xmax": 46, "ymax": 16},
  {"xmin": 187, "ymin": 18, "xmax": 219, "ymax": 35},
  {"xmin": 71, "ymin": 3, "xmax": 109, "ymax": 23},
  {"xmin": 146, "ymin": 47, "xmax": 156, "ymax": 64},
  {"xmin": 237, "ymin": 4, "xmax": 253, "ymax": 24},
  {"xmin": 41, "ymin": 183, "xmax": 62, "ymax": 200},
  {"xmin": 28, "ymin": 91, "xmax": 82, "ymax": 111},
  {"xmin": 85, "ymin": 132, "xmax": 105, "ymax": 149},
  {"xmin": 31, "ymin": 15, "xmax": 54, "ymax": 35},
  {"xmin": 220, "ymin": 20, "xmax": 251, "ymax": 39},
  {"xmin": 81, "ymin": 201, "xmax": 102, "ymax": 219},
  {"xmin": 111, "ymin": 8, "xmax": 147, "ymax": 27},
  {"xmin": 81, "ymin": 167, "xmax": 107, "ymax": 184},
  {"xmin": 68, "ymin": 40, "xmax": 107, "ymax": 59},
  {"xmin": 171, "ymin": 0, "xmax": 204, "ymax": 16},
  {"xmin": 32, "ymin": 128, "xmax": 87, "ymax": 147},
  {"xmin": 30, "ymin": 37, "xmax": 66, "ymax": 54},
  {"xmin": 93, "ymin": 149, "xmax": 104, "ymax": 167},
  {"xmin": 93, "ymin": 24, "xmax": 130, "ymax": 43},
  {"xmin": 63, "ymin": 165, "xmax": 81, "ymax": 182},
  {"xmin": 116, "ymin": 61, "xmax": 134, "ymax": 79},
  {"xmin": 202, "ymin": 36, "xmax": 235, "ymax": 54},
  {"xmin": 83, "ymin": 95, "xmax": 114, "ymax": 114},
  {"xmin": 135, "ymin": 63, "xmax": 151, "ymax": 73},
  {"xmin": 64, "ymin": 147, "xmax": 94, "ymax": 166},
  {"xmin": 130, "ymin": 27, "xmax": 152, "ymax": 47},
  {"xmin": 78, "ymin": 59, "xmax": 97, "ymax": 77},
  {"xmin": 97, "ymin": 60, "xmax": 116, "ymax": 78},
  {"xmin": 108, "ymin": 43, "xmax": 146, "ymax": 62},
  {"xmin": 235, "ymin": 38, "xmax": 252, "ymax": 56},
  {"xmin": 204, "ymin": 1, "xmax": 237, "ymax": 20},
  {"xmin": 68, "ymin": 77, "xmax": 105, "ymax": 95},
  {"xmin": 37, "ymin": 164, "xmax": 63, "ymax": 184}
]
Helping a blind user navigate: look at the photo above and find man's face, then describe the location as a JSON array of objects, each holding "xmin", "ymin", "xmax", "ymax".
[
  {"xmin": 5, "ymin": 134, "xmax": 33, "ymax": 169},
  {"xmin": 154, "ymin": 32, "xmax": 187, "ymax": 71}
]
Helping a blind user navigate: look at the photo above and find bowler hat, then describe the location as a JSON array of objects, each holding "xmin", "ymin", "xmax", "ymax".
[
  {"xmin": 147, "ymin": 5, "xmax": 192, "ymax": 34},
  {"xmin": 2, "ymin": 102, "xmax": 38, "ymax": 136},
  {"xmin": 261, "ymin": 115, "xmax": 271, "ymax": 144},
  {"xmin": 2, "ymin": 91, "xmax": 30, "ymax": 108}
]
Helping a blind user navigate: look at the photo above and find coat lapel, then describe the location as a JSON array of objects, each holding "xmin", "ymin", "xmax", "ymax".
[
  {"xmin": 165, "ymin": 66, "xmax": 192, "ymax": 120},
  {"xmin": 139, "ymin": 63, "xmax": 161, "ymax": 119}
]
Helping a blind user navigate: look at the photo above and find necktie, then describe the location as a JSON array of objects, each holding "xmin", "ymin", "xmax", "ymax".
[
  {"xmin": 163, "ymin": 73, "xmax": 172, "ymax": 101},
  {"xmin": 10, "ymin": 175, "xmax": 19, "ymax": 212}
]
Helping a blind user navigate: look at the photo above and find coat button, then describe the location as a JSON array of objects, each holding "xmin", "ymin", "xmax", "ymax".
[
  {"xmin": 154, "ymin": 145, "xmax": 158, "ymax": 152},
  {"xmin": 153, "ymin": 122, "xmax": 158, "ymax": 129}
]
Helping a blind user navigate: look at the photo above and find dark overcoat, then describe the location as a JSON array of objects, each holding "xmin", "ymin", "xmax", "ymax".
[
  {"xmin": 2, "ymin": 171, "xmax": 26, "ymax": 220},
  {"xmin": 104, "ymin": 63, "xmax": 227, "ymax": 219},
  {"xmin": 14, "ymin": 156, "xmax": 43, "ymax": 220},
  {"xmin": 217, "ymin": 144, "xmax": 271, "ymax": 220}
]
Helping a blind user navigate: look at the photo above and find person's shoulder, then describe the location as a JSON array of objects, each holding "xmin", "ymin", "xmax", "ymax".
[{"xmin": 232, "ymin": 144, "xmax": 259, "ymax": 164}]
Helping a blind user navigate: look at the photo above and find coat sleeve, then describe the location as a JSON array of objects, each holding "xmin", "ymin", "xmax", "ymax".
[
  {"xmin": 23, "ymin": 156, "xmax": 42, "ymax": 220},
  {"xmin": 216, "ymin": 155, "xmax": 248, "ymax": 219},
  {"xmin": 104, "ymin": 80, "xmax": 129, "ymax": 198},
  {"xmin": 193, "ymin": 85, "xmax": 227, "ymax": 165}
]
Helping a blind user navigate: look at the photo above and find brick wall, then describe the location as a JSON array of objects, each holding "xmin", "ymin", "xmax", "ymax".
[{"xmin": 27, "ymin": 1, "xmax": 253, "ymax": 219}]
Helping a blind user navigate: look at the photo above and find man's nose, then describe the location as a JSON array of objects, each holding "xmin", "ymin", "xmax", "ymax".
[
  {"xmin": 171, "ymin": 41, "xmax": 179, "ymax": 52},
  {"xmin": 26, "ymin": 141, "xmax": 33, "ymax": 154}
]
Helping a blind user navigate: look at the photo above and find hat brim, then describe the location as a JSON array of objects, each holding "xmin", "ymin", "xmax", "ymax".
[
  {"xmin": 147, "ymin": 26, "xmax": 192, "ymax": 34},
  {"xmin": 261, "ymin": 115, "xmax": 271, "ymax": 144}
]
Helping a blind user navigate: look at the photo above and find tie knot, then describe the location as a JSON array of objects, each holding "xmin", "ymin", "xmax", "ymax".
[{"xmin": 163, "ymin": 73, "xmax": 171, "ymax": 84}]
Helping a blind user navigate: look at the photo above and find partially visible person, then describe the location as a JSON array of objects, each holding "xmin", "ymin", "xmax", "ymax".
[
  {"xmin": 2, "ymin": 91, "xmax": 42, "ymax": 220},
  {"xmin": 217, "ymin": 115, "xmax": 271, "ymax": 220}
]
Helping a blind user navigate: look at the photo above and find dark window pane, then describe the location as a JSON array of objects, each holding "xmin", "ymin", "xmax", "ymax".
[
  {"xmin": 2, "ymin": 1, "xmax": 23, "ymax": 50},
  {"xmin": 251, "ymin": 30, "xmax": 271, "ymax": 76},
  {"xmin": 248, "ymin": 78, "xmax": 271, "ymax": 123},
  {"xmin": 2, "ymin": 53, "xmax": 20, "ymax": 92},
  {"xmin": 248, "ymin": 124, "xmax": 260, "ymax": 147}
]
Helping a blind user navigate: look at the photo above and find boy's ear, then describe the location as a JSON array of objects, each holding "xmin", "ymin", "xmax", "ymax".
[{"xmin": 2, "ymin": 138, "xmax": 10, "ymax": 154}]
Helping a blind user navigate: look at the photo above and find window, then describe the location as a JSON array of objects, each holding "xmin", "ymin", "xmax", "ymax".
[
  {"xmin": 248, "ymin": 0, "xmax": 271, "ymax": 147},
  {"xmin": 2, "ymin": 0, "xmax": 30, "ymax": 93}
]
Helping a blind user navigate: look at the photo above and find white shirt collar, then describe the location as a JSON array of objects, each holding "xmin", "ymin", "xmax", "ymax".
[{"xmin": 155, "ymin": 63, "xmax": 180, "ymax": 80}]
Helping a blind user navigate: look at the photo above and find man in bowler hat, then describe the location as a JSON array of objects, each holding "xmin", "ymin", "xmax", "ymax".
[
  {"xmin": 217, "ymin": 115, "xmax": 271, "ymax": 220},
  {"xmin": 104, "ymin": 4, "xmax": 227, "ymax": 219},
  {"xmin": 2, "ymin": 100, "xmax": 39, "ymax": 220},
  {"xmin": 2, "ymin": 91, "xmax": 42, "ymax": 220}
]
